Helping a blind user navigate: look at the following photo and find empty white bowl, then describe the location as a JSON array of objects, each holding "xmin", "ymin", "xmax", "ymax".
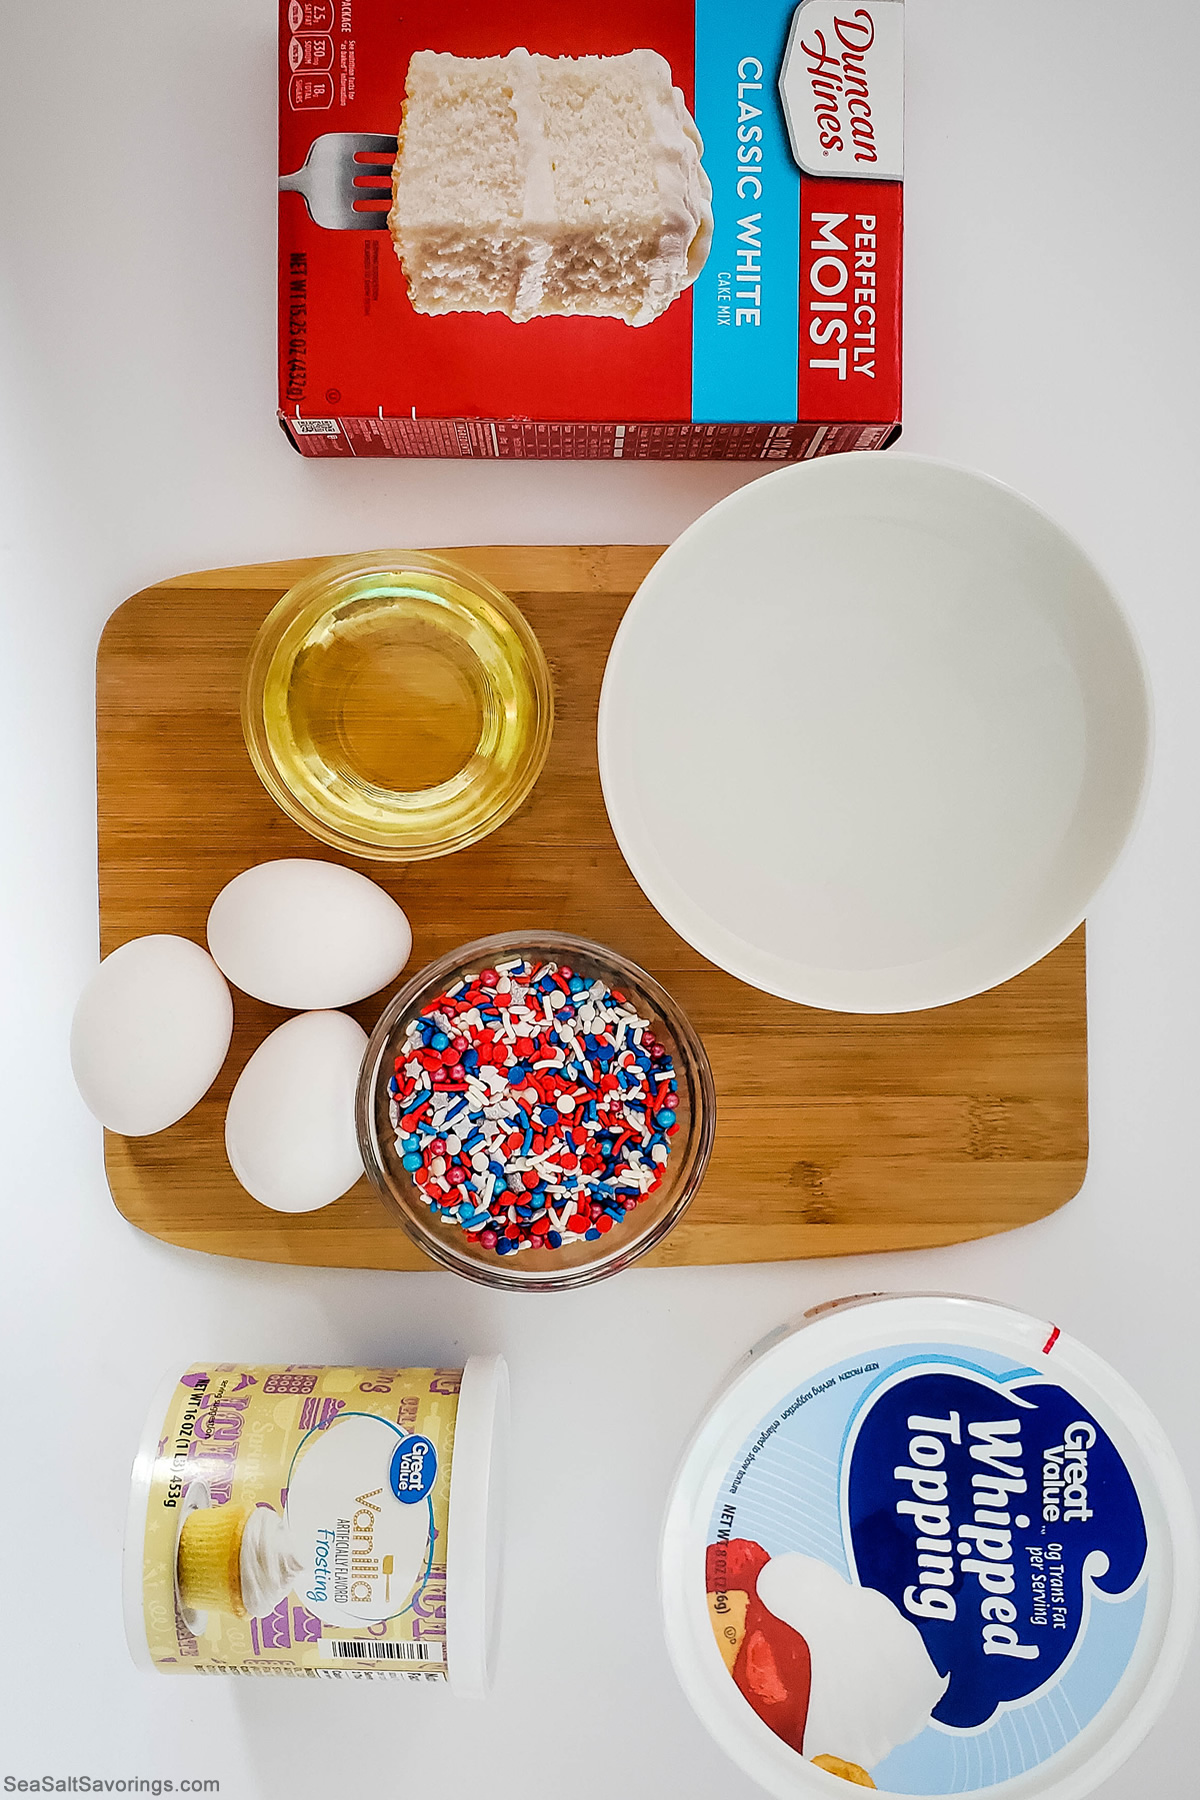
[{"xmin": 598, "ymin": 454, "xmax": 1151, "ymax": 1013}]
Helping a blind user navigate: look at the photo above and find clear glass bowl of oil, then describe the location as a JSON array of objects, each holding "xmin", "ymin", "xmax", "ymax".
[{"xmin": 241, "ymin": 551, "xmax": 554, "ymax": 860}]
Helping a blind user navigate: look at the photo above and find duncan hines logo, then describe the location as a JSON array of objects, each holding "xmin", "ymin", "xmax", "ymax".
[{"xmin": 779, "ymin": 0, "xmax": 904, "ymax": 180}]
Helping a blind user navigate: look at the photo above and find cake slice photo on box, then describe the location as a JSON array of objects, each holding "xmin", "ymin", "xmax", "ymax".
[{"xmin": 389, "ymin": 47, "xmax": 713, "ymax": 326}]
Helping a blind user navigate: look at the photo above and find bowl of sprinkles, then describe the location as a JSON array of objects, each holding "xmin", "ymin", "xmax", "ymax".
[{"xmin": 356, "ymin": 931, "xmax": 716, "ymax": 1289}]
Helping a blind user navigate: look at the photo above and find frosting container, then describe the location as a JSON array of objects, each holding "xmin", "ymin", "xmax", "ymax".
[
  {"xmin": 661, "ymin": 1295, "xmax": 1197, "ymax": 1798},
  {"xmin": 124, "ymin": 1358, "xmax": 506, "ymax": 1689}
]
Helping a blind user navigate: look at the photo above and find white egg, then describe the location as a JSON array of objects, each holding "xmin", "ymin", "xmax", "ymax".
[
  {"xmin": 71, "ymin": 935, "xmax": 233, "ymax": 1136},
  {"xmin": 206, "ymin": 858, "xmax": 412, "ymax": 1010},
  {"xmin": 225, "ymin": 1010, "xmax": 367, "ymax": 1213}
]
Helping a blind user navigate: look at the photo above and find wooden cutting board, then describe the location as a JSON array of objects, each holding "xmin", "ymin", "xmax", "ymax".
[{"xmin": 97, "ymin": 547, "xmax": 1088, "ymax": 1272}]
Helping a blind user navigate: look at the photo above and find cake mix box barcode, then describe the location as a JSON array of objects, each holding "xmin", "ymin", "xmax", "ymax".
[{"xmin": 277, "ymin": 0, "xmax": 904, "ymax": 460}]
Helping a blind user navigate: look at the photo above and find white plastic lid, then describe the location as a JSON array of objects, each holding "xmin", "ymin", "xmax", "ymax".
[
  {"xmin": 445, "ymin": 1353, "xmax": 509, "ymax": 1697},
  {"xmin": 661, "ymin": 1294, "xmax": 1197, "ymax": 1799}
]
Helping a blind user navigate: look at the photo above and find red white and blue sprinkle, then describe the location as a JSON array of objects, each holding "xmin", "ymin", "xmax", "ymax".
[{"xmin": 387, "ymin": 956, "xmax": 679, "ymax": 1257}]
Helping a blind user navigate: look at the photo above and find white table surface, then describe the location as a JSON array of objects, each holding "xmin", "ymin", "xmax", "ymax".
[{"xmin": 2, "ymin": 1, "xmax": 1197, "ymax": 1794}]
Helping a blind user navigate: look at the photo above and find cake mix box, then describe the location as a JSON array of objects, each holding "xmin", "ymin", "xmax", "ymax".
[{"xmin": 278, "ymin": 0, "xmax": 903, "ymax": 460}]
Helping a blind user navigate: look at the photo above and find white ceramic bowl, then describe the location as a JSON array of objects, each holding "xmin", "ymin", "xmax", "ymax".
[{"xmin": 598, "ymin": 454, "xmax": 1151, "ymax": 1013}]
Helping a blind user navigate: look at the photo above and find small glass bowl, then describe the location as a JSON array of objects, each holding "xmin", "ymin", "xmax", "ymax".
[
  {"xmin": 356, "ymin": 931, "xmax": 716, "ymax": 1291},
  {"xmin": 241, "ymin": 551, "xmax": 554, "ymax": 861}
]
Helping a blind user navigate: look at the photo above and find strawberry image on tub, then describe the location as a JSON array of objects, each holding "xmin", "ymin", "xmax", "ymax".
[{"xmin": 706, "ymin": 1538, "xmax": 948, "ymax": 1788}]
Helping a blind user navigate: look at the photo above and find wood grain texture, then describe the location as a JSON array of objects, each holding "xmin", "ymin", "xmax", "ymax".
[{"xmin": 96, "ymin": 547, "xmax": 1088, "ymax": 1272}]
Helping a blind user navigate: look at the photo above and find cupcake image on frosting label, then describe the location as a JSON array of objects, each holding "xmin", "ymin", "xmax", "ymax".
[
  {"xmin": 176, "ymin": 1495, "xmax": 302, "ymax": 1624},
  {"xmin": 389, "ymin": 48, "xmax": 713, "ymax": 326}
]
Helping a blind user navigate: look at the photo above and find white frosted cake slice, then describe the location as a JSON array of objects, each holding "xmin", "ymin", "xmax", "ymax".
[{"xmin": 389, "ymin": 48, "xmax": 713, "ymax": 327}]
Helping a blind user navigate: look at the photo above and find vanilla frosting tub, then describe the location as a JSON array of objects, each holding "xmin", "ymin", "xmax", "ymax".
[
  {"xmin": 661, "ymin": 1295, "xmax": 1197, "ymax": 1798},
  {"xmin": 124, "ymin": 1359, "xmax": 506, "ymax": 1689}
]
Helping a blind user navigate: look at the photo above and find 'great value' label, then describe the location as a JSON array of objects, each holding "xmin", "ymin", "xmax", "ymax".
[{"xmin": 705, "ymin": 1344, "xmax": 1150, "ymax": 1792}]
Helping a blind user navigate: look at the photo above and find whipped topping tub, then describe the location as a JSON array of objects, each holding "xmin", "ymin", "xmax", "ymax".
[
  {"xmin": 125, "ymin": 1359, "xmax": 506, "ymax": 1689},
  {"xmin": 661, "ymin": 1295, "xmax": 1197, "ymax": 1797}
]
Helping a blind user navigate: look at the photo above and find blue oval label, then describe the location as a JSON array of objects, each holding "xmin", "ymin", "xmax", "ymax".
[
  {"xmin": 705, "ymin": 1342, "xmax": 1151, "ymax": 1793},
  {"xmin": 846, "ymin": 1368, "xmax": 1147, "ymax": 1731},
  {"xmin": 389, "ymin": 1433, "xmax": 437, "ymax": 1504}
]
